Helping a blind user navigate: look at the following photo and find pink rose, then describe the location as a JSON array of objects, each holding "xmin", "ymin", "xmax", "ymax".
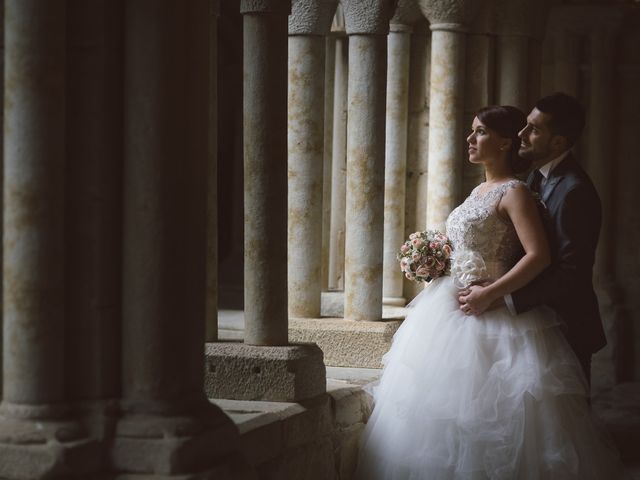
[
  {"xmin": 442, "ymin": 244, "xmax": 452, "ymax": 258},
  {"xmin": 412, "ymin": 252, "xmax": 421, "ymax": 261},
  {"xmin": 409, "ymin": 233, "xmax": 417, "ymax": 240},
  {"xmin": 416, "ymin": 266, "xmax": 429, "ymax": 277},
  {"xmin": 405, "ymin": 272, "xmax": 415, "ymax": 280},
  {"xmin": 435, "ymin": 259, "xmax": 445, "ymax": 271},
  {"xmin": 411, "ymin": 238, "xmax": 424, "ymax": 248},
  {"xmin": 400, "ymin": 243, "xmax": 410, "ymax": 254},
  {"xmin": 425, "ymin": 256, "xmax": 435, "ymax": 268},
  {"xmin": 430, "ymin": 241, "xmax": 441, "ymax": 250}
]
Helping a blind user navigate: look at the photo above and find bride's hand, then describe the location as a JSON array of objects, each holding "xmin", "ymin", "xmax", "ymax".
[{"xmin": 458, "ymin": 284, "xmax": 495, "ymax": 316}]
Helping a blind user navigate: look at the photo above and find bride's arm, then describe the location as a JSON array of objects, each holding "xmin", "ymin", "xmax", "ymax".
[{"xmin": 460, "ymin": 184, "xmax": 550, "ymax": 314}]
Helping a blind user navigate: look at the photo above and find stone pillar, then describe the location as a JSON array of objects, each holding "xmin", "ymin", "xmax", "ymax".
[
  {"xmin": 382, "ymin": 1, "xmax": 422, "ymax": 306},
  {"xmin": 403, "ymin": 20, "xmax": 430, "ymax": 302},
  {"xmin": 463, "ymin": 5, "xmax": 493, "ymax": 196},
  {"xmin": 288, "ymin": 0, "xmax": 338, "ymax": 319},
  {"xmin": 243, "ymin": 0, "xmax": 290, "ymax": 344},
  {"xmin": 65, "ymin": 0, "xmax": 123, "ymax": 437},
  {"xmin": 114, "ymin": 1, "xmax": 247, "ymax": 474},
  {"xmin": 206, "ymin": 0, "xmax": 220, "ymax": 342},
  {"xmin": 206, "ymin": 0, "xmax": 325, "ymax": 404},
  {"xmin": 584, "ymin": 13, "xmax": 623, "ymax": 389},
  {"xmin": 419, "ymin": 0, "xmax": 483, "ymax": 230},
  {"xmin": 552, "ymin": 29, "xmax": 581, "ymax": 96},
  {"xmin": 494, "ymin": 0, "xmax": 551, "ymax": 114},
  {"xmin": 328, "ymin": 9, "xmax": 348, "ymax": 291},
  {"xmin": 321, "ymin": 34, "xmax": 336, "ymax": 292},
  {"xmin": 0, "ymin": 1, "xmax": 99, "ymax": 476},
  {"xmin": 342, "ymin": 0, "xmax": 396, "ymax": 321}
]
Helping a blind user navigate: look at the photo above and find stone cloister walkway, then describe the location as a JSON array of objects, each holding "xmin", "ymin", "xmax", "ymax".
[{"xmin": 216, "ymin": 310, "xmax": 640, "ymax": 479}]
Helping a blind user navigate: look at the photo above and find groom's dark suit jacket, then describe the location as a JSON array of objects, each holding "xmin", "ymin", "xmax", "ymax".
[{"xmin": 511, "ymin": 153, "xmax": 606, "ymax": 360}]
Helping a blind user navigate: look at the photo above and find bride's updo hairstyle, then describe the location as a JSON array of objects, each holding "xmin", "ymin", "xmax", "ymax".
[{"xmin": 476, "ymin": 105, "xmax": 530, "ymax": 174}]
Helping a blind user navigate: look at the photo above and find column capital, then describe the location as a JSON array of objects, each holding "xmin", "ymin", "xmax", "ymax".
[
  {"xmin": 547, "ymin": 5, "xmax": 623, "ymax": 36},
  {"xmin": 340, "ymin": 0, "xmax": 398, "ymax": 35},
  {"xmin": 390, "ymin": 0, "xmax": 424, "ymax": 30},
  {"xmin": 418, "ymin": 0, "xmax": 487, "ymax": 30},
  {"xmin": 241, "ymin": 0, "xmax": 291, "ymax": 15},
  {"xmin": 492, "ymin": 0, "xmax": 551, "ymax": 39},
  {"xmin": 289, "ymin": 0, "xmax": 339, "ymax": 35}
]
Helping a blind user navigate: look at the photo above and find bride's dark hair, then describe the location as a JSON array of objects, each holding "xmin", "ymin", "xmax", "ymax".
[{"xmin": 476, "ymin": 105, "xmax": 530, "ymax": 174}]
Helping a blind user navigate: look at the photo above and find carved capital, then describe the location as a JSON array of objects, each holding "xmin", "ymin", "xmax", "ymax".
[
  {"xmin": 340, "ymin": 0, "xmax": 398, "ymax": 35},
  {"xmin": 391, "ymin": 0, "xmax": 424, "ymax": 28},
  {"xmin": 418, "ymin": 0, "xmax": 487, "ymax": 28},
  {"xmin": 241, "ymin": 0, "xmax": 291, "ymax": 15},
  {"xmin": 289, "ymin": 0, "xmax": 339, "ymax": 35}
]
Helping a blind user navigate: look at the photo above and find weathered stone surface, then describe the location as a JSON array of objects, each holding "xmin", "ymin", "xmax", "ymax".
[
  {"xmin": 0, "ymin": 435, "xmax": 100, "ymax": 479},
  {"xmin": 343, "ymin": 33, "xmax": 388, "ymax": 321},
  {"xmin": 288, "ymin": 33, "xmax": 326, "ymax": 318},
  {"xmin": 289, "ymin": 317, "xmax": 402, "ymax": 368},
  {"xmin": 241, "ymin": 0, "xmax": 291, "ymax": 14},
  {"xmin": 418, "ymin": 0, "xmax": 485, "ymax": 28},
  {"xmin": 289, "ymin": 0, "xmax": 338, "ymax": 35},
  {"xmin": 341, "ymin": 0, "xmax": 397, "ymax": 35},
  {"xmin": 391, "ymin": 0, "xmax": 423, "ymax": 27},
  {"xmin": 204, "ymin": 343, "xmax": 326, "ymax": 401}
]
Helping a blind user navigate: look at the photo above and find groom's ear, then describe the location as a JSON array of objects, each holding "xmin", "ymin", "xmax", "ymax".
[{"xmin": 550, "ymin": 134, "xmax": 569, "ymax": 152}]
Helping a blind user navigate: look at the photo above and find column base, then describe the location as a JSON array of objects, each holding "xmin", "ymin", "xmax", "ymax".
[
  {"xmin": 204, "ymin": 342, "xmax": 326, "ymax": 402},
  {"xmin": 288, "ymin": 318, "xmax": 403, "ymax": 368},
  {"xmin": 383, "ymin": 296, "xmax": 406, "ymax": 307},
  {"xmin": 112, "ymin": 399, "xmax": 251, "ymax": 476},
  {"xmin": 0, "ymin": 403, "xmax": 101, "ymax": 479}
]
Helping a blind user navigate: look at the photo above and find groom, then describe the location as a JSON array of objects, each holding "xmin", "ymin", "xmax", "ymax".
[{"xmin": 463, "ymin": 92, "xmax": 606, "ymax": 384}]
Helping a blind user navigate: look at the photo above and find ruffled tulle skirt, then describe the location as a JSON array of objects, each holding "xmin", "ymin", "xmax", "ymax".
[{"xmin": 355, "ymin": 276, "xmax": 627, "ymax": 480}]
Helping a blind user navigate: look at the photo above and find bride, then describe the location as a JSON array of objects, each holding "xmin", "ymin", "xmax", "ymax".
[{"xmin": 355, "ymin": 106, "xmax": 627, "ymax": 479}]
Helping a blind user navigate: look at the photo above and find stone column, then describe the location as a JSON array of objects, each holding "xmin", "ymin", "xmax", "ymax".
[
  {"xmin": 584, "ymin": 14, "xmax": 623, "ymax": 388},
  {"xmin": 463, "ymin": 5, "xmax": 493, "ymax": 196},
  {"xmin": 342, "ymin": 0, "xmax": 396, "ymax": 321},
  {"xmin": 419, "ymin": 0, "xmax": 483, "ymax": 230},
  {"xmin": 114, "ymin": 1, "xmax": 247, "ymax": 474},
  {"xmin": 549, "ymin": 8, "xmax": 581, "ymax": 98},
  {"xmin": 0, "ymin": 1, "xmax": 98, "ymax": 476},
  {"xmin": 328, "ymin": 9, "xmax": 348, "ymax": 291},
  {"xmin": 404, "ymin": 20, "xmax": 430, "ymax": 302},
  {"xmin": 494, "ymin": 0, "xmax": 551, "ymax": 110},
  {"xmin": 65, "ymin": 0, "xmax": 123, "ymax": 436},
  {"xmin": 206, "ymin": 0, "xmax": 220, "ymax": 342},
  {"xmin": 321, "ymin": 34, "xmax": 336, "ymax": 292},
  {"xmin": 243, "ymin": 0, "xmax": 289, "ymax": 344},
  {"xmin": 288, "ymin": 0, "xmax": 338, "ymax": 319},
  {"xmin": 382, "ymin": 1, "xmax": 422, "ymax": 306},
  {"xmin": 205, "ymin": 0, "xmax": 325, "ymax": 403}
]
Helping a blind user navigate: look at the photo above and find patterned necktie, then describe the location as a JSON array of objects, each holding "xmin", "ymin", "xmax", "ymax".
[{"xmin": 531, "ymin": 170, "xmax": 544, "ymax": 195}]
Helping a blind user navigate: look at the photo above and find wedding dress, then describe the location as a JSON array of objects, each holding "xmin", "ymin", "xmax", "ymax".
[{"xmin": 355, "ymin": 180, "xmax": 627, "ymax": 480}]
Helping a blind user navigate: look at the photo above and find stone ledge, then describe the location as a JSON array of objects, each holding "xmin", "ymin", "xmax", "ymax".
[
  {"xmin": 288, "ymin": 317, "xmax": 402, "ymax": 368},
  {"xmin": 204, "ymin": 342, "xmax": 326, "ymax": 402},
  {"xmin": 211, "ymin": 377, "xmax": 372, "ymax": 480}
]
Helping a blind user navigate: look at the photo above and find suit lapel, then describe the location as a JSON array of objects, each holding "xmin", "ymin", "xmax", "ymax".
[{"xmin": 540, "ymin": 152, "xmax": 578, "ymax": 204}]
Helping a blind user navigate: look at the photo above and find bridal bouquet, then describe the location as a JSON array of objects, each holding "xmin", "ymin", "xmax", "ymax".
[{"xmin": 397, "ymin": 230, "xmax": 453, "ymax": 283}]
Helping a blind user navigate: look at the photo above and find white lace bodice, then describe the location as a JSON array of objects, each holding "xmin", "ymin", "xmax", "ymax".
[{"xmin": 446, "ymin": 179, "xmax": 525, "ymax": 282}]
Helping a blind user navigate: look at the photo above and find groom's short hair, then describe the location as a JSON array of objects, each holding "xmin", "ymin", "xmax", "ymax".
[{"xmin": 535, "ymin": 92, "xmax": 585, "ymax": 148}]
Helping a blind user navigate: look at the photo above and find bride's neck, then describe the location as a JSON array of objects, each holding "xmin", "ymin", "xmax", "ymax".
[{"xmin": 484, "ymin": 163, "xmax": 513, "ymax": 184}]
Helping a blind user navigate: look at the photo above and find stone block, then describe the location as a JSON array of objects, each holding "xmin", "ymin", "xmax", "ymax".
[
  {"xmin": 332, "ymin": 423, "xmax": 365, "ymax": 480},
  {"xmin": 204, "ymin": 342, "xmax": 326, "ymax": 402},
  {"xmin": 288, "ymin": 318, "xmax": 402, "ymax": 368},
  {"xmin": 328, "ymin": 385, "xmax": 371, "ymax": 428},
  {"xmin": 0, "ymin": 436, "xmax": 101, "ymax": 479}
]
